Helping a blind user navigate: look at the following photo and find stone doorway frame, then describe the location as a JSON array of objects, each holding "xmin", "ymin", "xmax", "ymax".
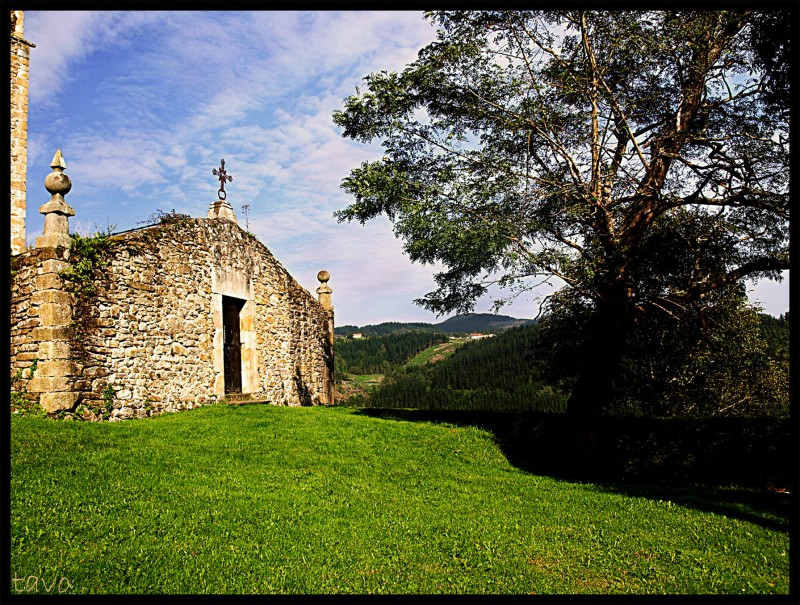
[
  {"xmin": 222, "ymin": 295, "xmax": 245, "ymax": 394},
  {"xmin": 211, "ymin": 268, "xmax": 257, "ymax": 398}
]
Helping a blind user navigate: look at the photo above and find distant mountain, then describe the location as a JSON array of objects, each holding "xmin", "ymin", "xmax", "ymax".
[
  {"xmin": 335, "ymin": 322, "xmax": 437, "ymax": 337},
  {"xmin": 335, "ymin": 313, "xmax": 535, "ymax": 337},
  {"xmin": 436, "ymin": 313, "xmax": 535, "ymax": 334}
]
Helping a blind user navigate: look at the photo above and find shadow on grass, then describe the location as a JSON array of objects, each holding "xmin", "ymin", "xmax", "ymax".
[
  {"xmin": 351, "ymin": 407, "xmax": 792, "ymax": 533},
  {"xmin": 597, "ymin": 483, "xmax": 790, "ymax": 533}
]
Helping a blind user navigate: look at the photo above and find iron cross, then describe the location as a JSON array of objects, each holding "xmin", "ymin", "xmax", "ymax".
[{"xmin": 212, "ymin": 159, "xmax": 233, "ymax": 201}]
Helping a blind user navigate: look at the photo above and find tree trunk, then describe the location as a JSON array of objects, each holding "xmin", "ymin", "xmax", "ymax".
[{"xmin": 565, "ymin": 302, "xmax": 633, "ymax": 475}]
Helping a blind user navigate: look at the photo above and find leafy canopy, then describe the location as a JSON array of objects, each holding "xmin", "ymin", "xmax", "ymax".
[{"xmin": 333, "ymin": 10, "xmax": 789, "ymax": 319}]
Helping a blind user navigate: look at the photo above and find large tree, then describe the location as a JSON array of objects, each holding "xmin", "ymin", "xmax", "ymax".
[{"xmin": 333, "ymin": 11, "xmax": 790, "ymax": 438}]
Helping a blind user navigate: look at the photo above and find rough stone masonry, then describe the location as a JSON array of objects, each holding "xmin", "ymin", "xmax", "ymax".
[
  {"xmin": 10, "ymin": 150, "xmax": 335, "ymax": 420},
  {"xmin": 10, "ymin": 10, "xmax": 333, "ymax": 419},
  {"xmin": 10, "ymin": 10, "xmax": 34, "ymax": 255}
]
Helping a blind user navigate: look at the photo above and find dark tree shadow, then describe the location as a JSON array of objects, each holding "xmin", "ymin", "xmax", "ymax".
[
  {"xmin": 294, "ymin": 366, "xmax": 315, "ymax": 407},
  {"xmin": 352, "ymin": 408, "xmax": 793, "ymax": 533}
]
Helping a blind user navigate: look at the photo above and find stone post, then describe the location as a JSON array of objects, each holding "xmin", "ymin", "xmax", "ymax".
[
  {"xmin": 316, "ymin": 270, "xmax": 334, "ymax": 404},
  {"xmin": 27, "ymin": 150, "xmax": 79, "ymax": 413},
  {"xmin": 11, "ymin": 10, "xmax": 36, "ymax": 255}
]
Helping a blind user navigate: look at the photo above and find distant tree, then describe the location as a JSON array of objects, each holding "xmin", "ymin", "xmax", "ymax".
[
  {"xmin": 757, "ymin": 311, "xmax": 790, "ymax": 364},
  {"xmin": 334, "ymin": 10, "xmax": 789, "ymax": 450},
  {"xmin": 335, "ymin": 331, "xmax": 449, "ymax": 375},
  {"xmin": 616, "ymin": 286, "xmax": 789, "ymax": 417}
]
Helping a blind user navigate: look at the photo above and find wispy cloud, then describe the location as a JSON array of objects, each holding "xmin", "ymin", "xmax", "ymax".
[
  {"xmin": 22, "ymin": 10, "xmax": 788, "ymax": 324},
  {"xmin": 24, "ymin": 10, "xmax": 449, "ymax": 325}
]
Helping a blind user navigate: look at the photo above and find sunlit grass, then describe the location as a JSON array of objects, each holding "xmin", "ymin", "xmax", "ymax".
[
  {"xmin": 406, "ymin": 339, "xmax": 465, "ymax": 367},
  {"xmin": 347, "ymin": 374, "xmax": 384, "ymax": 391},
  {"xmin": 10, "ymin": 405, "xmax": 789, "ymax": 595}
]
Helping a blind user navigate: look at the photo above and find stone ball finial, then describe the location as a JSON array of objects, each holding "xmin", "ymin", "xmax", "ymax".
[
  {"xmin": 316, "ymin": 270, "xmax": 332, "ymax": 310},
  {"xmin": 44, "ymin": 149, "xmax": 71, "ymax": 198}
]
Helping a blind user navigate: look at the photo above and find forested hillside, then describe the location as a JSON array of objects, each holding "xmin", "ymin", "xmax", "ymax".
[
  {"xmin": 347, "ymin": 325, "xmax": 565, "ymax": 413},
  {"xmin": 430, "ymin": 326, "xmax": 545, "ymax": 391},
  {"xmin": 334, "ymin": 331, "xmax": 449, "ymax": 375},
  {"xmin": 340, "ymin": 312, "xmax": 790, "ymax": 417},
  {"xmin": 436, "ymin": 314, "xmax": 534, "ymax": 334},
  {"xmin": 759, "ymin": 312, "xmax": 790, "ymax": 363},
  {"xmin": 335, "ymin": 322, "xmax": 438, "ymax": 337}
]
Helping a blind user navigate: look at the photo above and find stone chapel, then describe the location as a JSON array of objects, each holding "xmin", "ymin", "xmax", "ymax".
[{"xmin": 10, "ymin": 11, "xmax": 334, "ymax": 420}]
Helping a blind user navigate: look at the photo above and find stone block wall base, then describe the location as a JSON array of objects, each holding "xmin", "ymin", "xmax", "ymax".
[
  {"xmin": 40, "ymin": 392, "xmax": 79, "ymax": 413},
  {"xmin": 28, "ymin": 376, "xmax": 73, "ymax": 392},
  {"xmin": 35, "ymin": 234, "xmax": 72, "ymax": 249}
]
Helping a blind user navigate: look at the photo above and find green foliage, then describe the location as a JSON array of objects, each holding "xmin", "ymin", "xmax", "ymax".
[
  {"xmin": 656, "ymin": 309, "xmax": 787, "ymax": 418},
  {"xmin": 333, "ymin": 10, "xmax": 789, "ymax": 419},
  {"xmin": 346, "ymin": 302, "xmax": 787, "ymax": 418},
  {"xmin": 10, "ymin": 406, "xmax": 790, "ymax": 594},
  {"xmin": 335, "ymin": 11, "xmax": 787, "ymax": 315},
  {"xmin": 758, "ymin": 312, "xmax": 790, "ymax": 364},
  {"xmin": 430, "ymin": 327, "xmax": 543, "ymax": 391},
  {"xmin": 609, "ymin": 288, "xmax": 788, "ymax": 418},
  {"xmin": 136, "ymin": 208, "xmax": 192, "ymax": 227},
  {"xmin": 10, "ymin": 391, "xmax": 46, "ymax": 419},
  {"xmin": 747, "ymin": 10, "xmax": 792, "ymax": 112},
  {"xmin": 406, "ymin": 339, "xmax": 462, "ymax": 367},
  {"xmin": 102, "ymin": 385, "xmax": 115, "ymax": 416},
  {"xmin": 361, "ymin": 373, "xmax": 566, "ymax": 413},
  {"xmin": 434, "ymin": 313, "xmax": 534, "ymax": 335},
  {"xmin": 350, "ymin": 325, "xmax": 568, "ymax": 413},
  {"xmin": 336, "ymin": 322, "xmax": 438, "ymax": 337},
  {"xmin": 58, "ymin": 229, "xmax": 119, "ymax": 364},
  {"xmin": 529, "ymin": 287, "xmax": 789, "ymax": 418},
  {"xmin": 59, "ymin": 230, "xmax": 115, "ymax": 297},
  {"xmin": 10, "ymin": 358, "xmax": 45, "ymax": 419}
]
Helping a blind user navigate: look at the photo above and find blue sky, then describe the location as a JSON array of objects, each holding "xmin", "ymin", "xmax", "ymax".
[{"xmin": 23, "ymin": 10, "xmax": 789, "ymax": 325}]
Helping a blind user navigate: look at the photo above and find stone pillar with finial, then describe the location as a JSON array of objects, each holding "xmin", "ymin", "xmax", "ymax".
[
  {"xmin": 316, "ymin": 270, "xmax": 334, "ymax": 404},
  {"xmin": 316, "ymin": 270, "xmax": 332, "ymax": 310},
  {"xmin": 36, "ymin": 149, "xmax": 75, "ymax": 249},
  {"xmin": 28, "ymin": 149, "xmax": 80, "ymax": 414}
]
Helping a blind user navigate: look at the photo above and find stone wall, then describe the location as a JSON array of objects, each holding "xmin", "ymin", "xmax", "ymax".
[
  {"xmin": 10, "ymin": 218, "xmax": 334, "ymax": 420},
  {"xmin": 10, "ymin": 10, "xmax": 34, "ymax": 255},
  {"xmin": 10, "ymin": 248, "xmax": 53, "ymax": 403}
]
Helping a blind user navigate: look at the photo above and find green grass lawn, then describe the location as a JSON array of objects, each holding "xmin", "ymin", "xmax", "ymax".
[{"xmin": 10, "ymin": 405, "xmax": 790, "ymax": 595}]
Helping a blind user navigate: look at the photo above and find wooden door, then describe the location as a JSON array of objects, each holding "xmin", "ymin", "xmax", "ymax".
[{"xmin": 223, "ymin": 296, "xmax": 244, "ymax": 394}]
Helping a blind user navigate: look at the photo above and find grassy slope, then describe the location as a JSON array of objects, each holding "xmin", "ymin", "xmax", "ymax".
[
  {"xmin": 10, "ymin": 406, "xmax": 789, "ymax": 595},
  {"xmin": 349, "ymin": 374, "xmax": 383, "ymax": 391},
  {"xmin": 406, "ymin": 339, "xmax": 465, "ymax": 367}
]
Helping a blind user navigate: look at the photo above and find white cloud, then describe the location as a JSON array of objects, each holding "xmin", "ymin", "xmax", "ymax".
[
  {"xmin": 28, "ymin": 12, "xmax": 785, "ymax": 327},
  {"xmin": 26, "ymin": 11, "xmax": 164, "ymax": 106}
]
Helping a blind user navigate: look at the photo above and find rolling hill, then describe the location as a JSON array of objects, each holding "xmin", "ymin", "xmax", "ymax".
[{"xmin": 335, "ymin": 313, "xmax": 535, "ymax": 337}]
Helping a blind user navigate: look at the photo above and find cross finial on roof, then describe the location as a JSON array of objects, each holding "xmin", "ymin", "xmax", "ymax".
[{"xmin": 212, "ymin": 159, "xmax": 233, "ymax": 201}]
